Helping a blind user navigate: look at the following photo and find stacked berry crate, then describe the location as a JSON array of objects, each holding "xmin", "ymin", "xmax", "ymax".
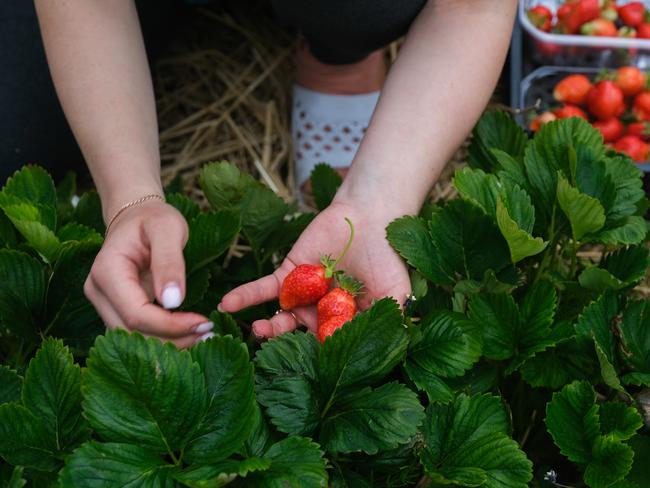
[{"xmin": 513, "ymin": 0, "xmax": 650, "ymax": 170}]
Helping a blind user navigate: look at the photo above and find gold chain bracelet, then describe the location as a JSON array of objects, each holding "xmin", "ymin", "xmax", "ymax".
[{"xmin": 105, "ymin": 194, "xmax": 165, "ymax": 237}]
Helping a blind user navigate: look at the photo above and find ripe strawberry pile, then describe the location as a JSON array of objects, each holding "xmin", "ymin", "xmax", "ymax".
[
  {"xmin": 530, "ymin": 66, "xmax": 650, "ymax": 162},
  {"xmin": 278, "ymin": 218, "xmax": 363, "ymax": 342},
  {"xmin": 528, "ymin": 1, "xmax": 650, "ymax": 38}
]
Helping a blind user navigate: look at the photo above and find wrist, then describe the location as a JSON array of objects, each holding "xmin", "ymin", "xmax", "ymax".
[{"xmin": 100, "ymin": 182, "xmax": 164, "ymax": 223}]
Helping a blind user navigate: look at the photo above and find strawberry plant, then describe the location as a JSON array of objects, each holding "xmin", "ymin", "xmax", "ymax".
[{"xmin": 1, "ymin": 113, "xmax": 650, "ymax": 487}]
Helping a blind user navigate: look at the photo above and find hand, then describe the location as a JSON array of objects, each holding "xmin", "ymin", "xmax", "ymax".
[
  {"xmin": 84, "ymin": 201, "xmax": 213, "ymax": 348},
  {"xmin": 219, "ymin": 199, "xmax": 411, "ymax": 338}
]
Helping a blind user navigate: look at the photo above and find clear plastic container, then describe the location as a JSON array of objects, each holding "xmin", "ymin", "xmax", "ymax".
[
  {"xmin": 518, "ymin": 65, "xmax": 650, "ymax": 171},
  {"xmin": 520, "ymin": 0, "xmax": 650, "ymax": 68}
]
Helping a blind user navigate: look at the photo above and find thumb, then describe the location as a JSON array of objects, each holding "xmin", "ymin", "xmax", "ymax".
[{"xmin": 144, "ymin": 212, "xmax": 189, "ymax": 310}]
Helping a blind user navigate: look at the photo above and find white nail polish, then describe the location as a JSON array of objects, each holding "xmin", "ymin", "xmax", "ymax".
[
  {"xmin": 161, "ymin": 283, "xmax": 182, "ymax": 309},
  {"xmin": 194, "ymin": 321, "xmax": 214, "ymax": 334},
  {"xmin": 198, "ymin": 332, "xmax": 215, "ymax": 343},
  {"xmin": 217, "ymin": 303, "xmax": 225, "ymax": 313}
]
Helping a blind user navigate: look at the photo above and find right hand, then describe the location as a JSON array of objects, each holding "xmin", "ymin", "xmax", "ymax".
[{"xmin": 84, "ymin": 200, "xmax": 213, "ymax": 348}]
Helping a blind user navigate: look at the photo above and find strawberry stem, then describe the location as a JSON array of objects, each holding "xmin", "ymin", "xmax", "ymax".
[{"xmin": 322, "ymin": 217, "xmax": 355, "ymax": 278}]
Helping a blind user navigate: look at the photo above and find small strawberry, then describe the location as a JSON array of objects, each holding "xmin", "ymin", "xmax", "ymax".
[
  {"xmin": 527, "ymin": 5, "xmax": 553, "ymax": 32},
  {"xmin": 529, "ymin": 111, "xmax": 557, "ymax": 132},
  {"xmin": 561, "ymin": 0, "xmax": 601, "ymax": 34},
  {"xmin": 316, "ymin": 275, "xmax": 363, "ymax": 326},
  {"xmin": 317, "ymin": 315, "xmax": 349, "ymax": 343},
  {"xmin": 638, "ymin": 23, "xmax": 650, "ymax": 38},
  {"xmin": 587, "ymin": 80, "xmax": 625, "ymax": 120},
  {"xmin": 580, "ymin": 18, "xmax": 618, "ymax": 36},
  {"xmin": 626, "ymin": 121, "xmax": 650, "ymax": 140},
  {"xmin": 613, "ymin": 134, "xmax": 649, "ymax": 161},
  {"xmin": 614, "ymin": 66, "xmax": 646, "ymax": 97},
  {"xmin": 633, "ymin": 90, "xmax": 650, "ymax": 121},
  {"xmin": 592, "ymin": 118, "xmax": 624, "ymax": 142},
  {"xmin": 618, "ymin": 1, "xmax": 646, "ymax": 27},
  {"xmin": 554, "ymin": 74, "xmax": 593, "ymax": 105},
  {"xmin": 279, "ymin": 218, "xmax": 355, "ymax": 310},
  {"xmin": 554, "ymin": 104, "xmax": 589, "ymax": 120}
]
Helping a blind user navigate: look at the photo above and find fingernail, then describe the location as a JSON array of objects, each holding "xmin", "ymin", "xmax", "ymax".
[
  {"xmin": 252, "ymin": 323, "xmax": 262, "ymax": 338},
  {"xmin": 217, "ymin": 303, "xmax": 225, "ymax": 313},
  {"xmin": 193, "ymin": 321, "xmax": 214, "ymax": 334},
  {"xmin": 161, "ymin": 283, "xmax": 182, "ymax": 309},
  {"xmin": 197, "ymin": 332, "xmax": 215, "ymax": 343}
]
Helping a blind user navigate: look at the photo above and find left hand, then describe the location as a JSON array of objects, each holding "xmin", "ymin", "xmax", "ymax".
[{"xmin": 218, "ymin": 198, "xmax": 411, "ymax": 338}]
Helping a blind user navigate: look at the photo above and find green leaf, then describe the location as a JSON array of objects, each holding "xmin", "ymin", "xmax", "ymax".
[
  {"xmin": 183, "ymin": 268, "xmax": 211, "ymax": 309},
  {"xmin": 247, "ymin": 437, "xmax": 328, "ymax": 488},
  {"xmin": 0, "ymin": 209, "xmax": 17, "ymax": 248},
  {"xmin": 595, "ymin": 216, "xmax": 647, "ymax": 245},
  {"xmin": 387, "ymin": 216, "xmax": 452, "ymax": 284},
  {"xmin": 420, "ymin": 393, "xmax": 532, "ymax": 488},
  {"xmin": 599, "ymin": 402, "xmax": 643, "ymax": 441},
  {"xmin": 468, "ymin": 111, "xmax": 528, "ymax": 172},
  {"xmin": 255, "ymin": 332, "xmax": 321, "ymax": 436},
  {"xmin": 319, "ymin": 382, "xmax": 424, "ymax": 454},
  {"xmin": 0, "ymin": 404, "xmax": 58, "ymax": 471},
  {"xmin": 22, "ymin": 339, "xmax": 89, "ymax": 452},
  {"xmin": 468, "ymin": 286, "xmax": 556, "ymax": 371},
  {"xmin": 45, "ymin": 240, "xmax": 103, "ymax": 346},
  {"xmin": 185, "ymin": 336, "xmax": 255, "ymax": 464},
  {"xmin": 619, "ymin": 300, "xmax": 650, "ymax": 382},
  {"xmin": 627, "ymin": 435, "xmax": 650, "ymax": 486},
  {"xmin": 545, "ymin": 381, "xmax": 601, "ymax": 464},
  {"xmin": 428, "ymin": 200, "xmax": 516, "ymax": 285},
  {"xmin": 184, "ymin": 211, "xmax": 240, "ymax": 274},
  {"xmin": 405, "ymin": 311, "xmax": 481, "ymax": 402},
  {"xmin": 575, "ymin": 293, "xmax": 623, "ymax": 388},
  {"xmin": 524, "ymin": 118, "xmax": 605, "ymax": 227},
  {"xmin": 56, "ymin": 222, "xmax": 102, "ymax": 243},
  {"xmin": 83, "ymin": 329, "xmax": 206, "ymax": 453},
  {"xmin": 453, "ymin": 168, "xmax": 500, "ymax": 216},
  {"xmin": 0, "ymin": 249, "xmax": 45, "ymax": 314},
  {"xmin": 1, "ymin": 202, "xmax": 60, "ymax": 262},
  {"xmin": 242, "ymin": 404, "xmax": 272, "ymax": 458},
  {"xmin": 73, "ymin": 190, "xmax": 105, "ymax": 235},
  {"xmin": 0, "ymin": 166, "xmax": 57, "ymax": 230},
  {"xmin": 0, "ymin": 367, "xmax": 21, "ymax": 404},
  {"xmin": 603, "ymin": 155, "xmax": 645, "ymax": 222},
  {"xmin": 166, "ymin": 192, "xmax": 200, "ymax": 221},
  {"xmin": 173, "ymin": 457, "xmax": 270, "ymax": 488},
  {"xmin": 3, "ymin": 465, "xmax": 26, "ymax": 488},
  {"xmin": 58, "ymin": 442, "xmax": 178, "ymax": 488},
  {"xmin": 209, "ymin": 310, "xmax": 243, "ymax": 340},
  {"xmin": 557, "ymin": 173, "xmax": 606, "ymax": 241},
  {"xmin": 584, "ymin": 436, "xmax": 634, "ymax": 488},
  {"xmin": 240, "ymin": 185, "xmax": 288, "ymax": 249},
  {"xmin": 310, "ymin": 163, "xmax": 342, "ymax": 210},
  {"xmin": 496, "ymin": 197, "xmax": 547, "ymax": 263},
  {"xmin": 318, "ymin": 298, "xmax": 408, "ymax": 399}
]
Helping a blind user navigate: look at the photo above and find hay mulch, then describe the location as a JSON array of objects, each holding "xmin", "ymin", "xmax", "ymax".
[{"xmin": 152, "ymin": 3, "xmax": 468, "ymax": 208}]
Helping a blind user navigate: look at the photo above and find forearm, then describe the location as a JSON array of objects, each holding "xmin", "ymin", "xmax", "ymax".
[
  {"xmin": 336, "ymin": 0, "xmax": 517, "ymax": 216},
  {"xmin": 35, "ymin": 0, "xmax": 162, "ymax": 221}
]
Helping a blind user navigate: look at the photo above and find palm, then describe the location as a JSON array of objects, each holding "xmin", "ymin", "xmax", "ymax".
[{"xmin": 220, "ymin": 201, "xmax": 411, "ymax": 337}]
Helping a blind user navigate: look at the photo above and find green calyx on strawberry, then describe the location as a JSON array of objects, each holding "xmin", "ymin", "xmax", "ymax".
[{"xmin": 278, "ymin": 217, "xmax": 355, "ymax": 310}]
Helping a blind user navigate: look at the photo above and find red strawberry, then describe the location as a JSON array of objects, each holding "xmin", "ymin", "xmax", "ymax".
[
  {"xmin": 633, "ymin": 91, "xmax": 650, "ymax": 120},
  {"xmin": 580, "ymin": 18, "xmax": 618, "ymax": 36},
  {"xmin": 592, "ymin": 118, "xmax": 625, "ymax": 142},
  {"xmin": 638, "ymin": 23, "xmax": 650, "ymax": 38},
  {"xmin": 316, "ymin": 275, "xmax": 362, "ymax": 326},
  {"xmin": 587, "ymin": 81, "xmax": 625, "ymax": 120},
  {"xmin": 528, "ymin": 5, "xmax": 553, "ymax": 32},
  {"xmin": 554, "ymin": 104, "xmax": 589, "ymax": 120},
  {"xmin": 317, "ymin": 315, "xmax": 349, "ymax": 343},
  {"xmin": 614, "ymin": 66, "xmax": 646, "ymax": 97},
  {"xmin": 529, "ymin": 111, "xmax": 557, "ymax": 132},
  {"xmin": 618, "ymin": 2, "xmax": 645, "ymax": 27},
  {"xmin": 554, "ymin": 74, "xmax": 593, "ymax": 105},
  {"xmin": 279, "ymin": 263, "xmax": 334, "ymax": 310},
  {"xmin": 627, "ymin": 121, "xmax": 650, "ymax": 140},
  {"xmin": 279, "ymin": 218, "xmax": 356, "ymax": 310},
  {"xmin": 613, "ymin": 134, "xmax": 649, "ymax": 161},
  {"xmin": 561, "ymin": 0, "xmax": 601, "ymax": 33}
]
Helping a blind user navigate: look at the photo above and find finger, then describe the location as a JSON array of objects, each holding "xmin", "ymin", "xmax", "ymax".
[
  {"xmin": 84, "ymin": 279, "xmax": 128, "ymax": 331},
  {"xmin": 252, "ymin": 311, "xmax": 298, "ymax": 338},
  {"xmin": 91, "ymin": 258, "xmax": 209, "ymax": 338},
  {"xmin": 292, "ymin": 305, "xmax": 318, "ymax": 333},
  {"xmin": 143, "ymin": 215, "xmax": 188, "ymax": 309}
]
